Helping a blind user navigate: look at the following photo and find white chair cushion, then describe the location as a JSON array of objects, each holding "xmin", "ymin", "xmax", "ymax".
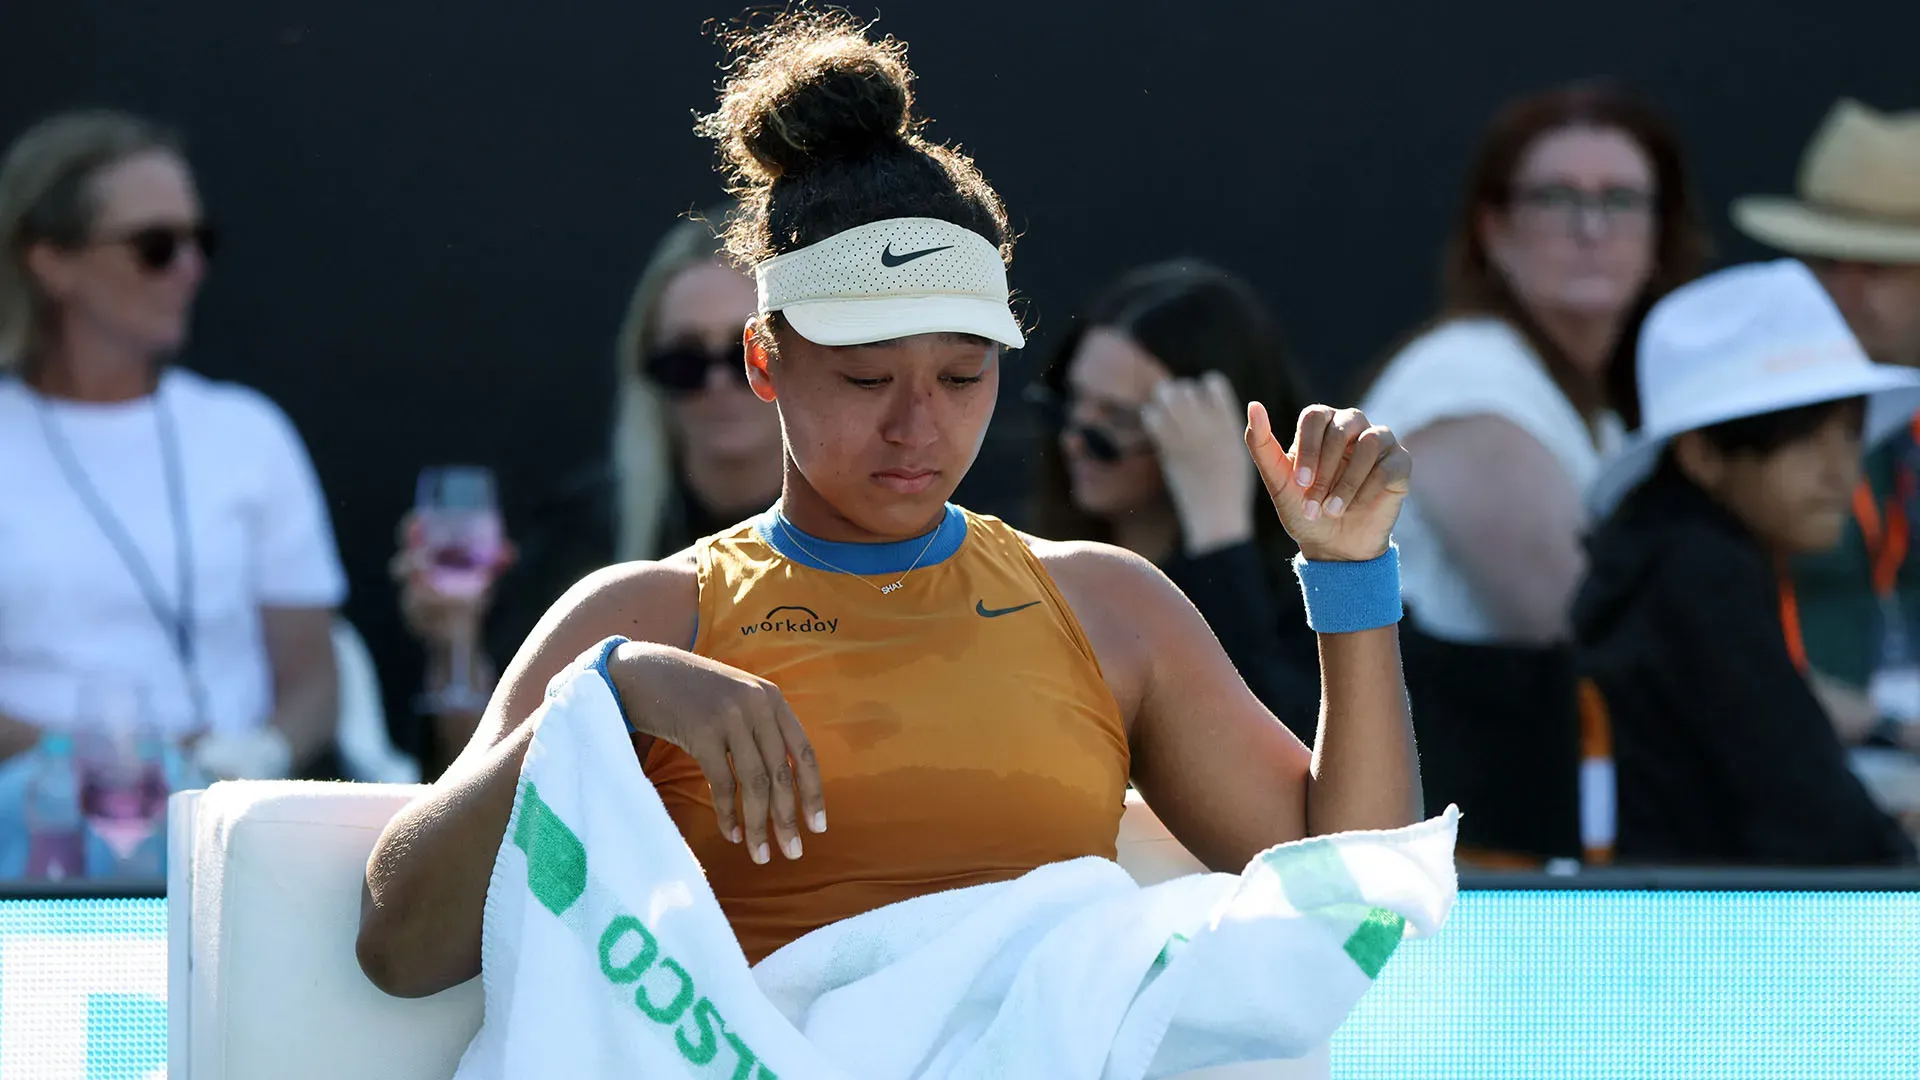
[
  {"xmin": 173, "ymin": 782, "xmax": 480, "ymax": 1080},
  {"xmin": 172, "ymin": 783, "xmax": 1326, "ymax": 1080}
]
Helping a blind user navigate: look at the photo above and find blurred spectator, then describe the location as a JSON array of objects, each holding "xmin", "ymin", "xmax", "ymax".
[
  {"xmin": 0, "ymin": 111, "xmax": 344, "ymax": 780},
  {"xmin": 1359, "ymin": 83, "xmax": 1708, "ymax": 859},
  {"xmin": 1030, "ymin": 261, "xmax": 1318, "ymax": 740},
  {"xmin": 1575, "ymin": 260, "xmax": 1918, "ymax": 866},
  {"xmin": 396, "ymin": 208, "xmax": 781, "ymax": 770},
  {"xmin": 1735, "ymin": 102, "xmax": 1920, "ymax": 764}
]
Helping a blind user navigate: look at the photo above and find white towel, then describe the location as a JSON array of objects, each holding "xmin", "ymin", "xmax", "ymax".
[{"xmin": 454, "ymin": 641, "xmax": 1458, "ymax": 1080}]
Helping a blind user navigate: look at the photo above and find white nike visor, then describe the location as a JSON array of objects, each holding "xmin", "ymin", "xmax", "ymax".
[{"xmin": 754, "ymin": 216, "xmax": 1025, "ymax": 349}]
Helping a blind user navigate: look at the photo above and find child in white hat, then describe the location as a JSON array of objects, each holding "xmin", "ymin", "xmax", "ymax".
[{"xmin": 1574, "ymin": 259, "xmax": 1920, "ymax": 865}]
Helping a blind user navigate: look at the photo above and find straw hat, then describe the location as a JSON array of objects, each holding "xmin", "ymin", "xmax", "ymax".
[
  {"xmin": 1733, "ymin": 100, "xmax": 1920, "ymax": 264},
  {"xmin": 1588, "ymin": 259, "xmax": 1920, "ymax": 515}
]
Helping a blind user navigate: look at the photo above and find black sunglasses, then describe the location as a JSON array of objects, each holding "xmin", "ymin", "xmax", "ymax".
[
  {"xmin": 95, "ymin": 223, "xmax": 219, "ymax": 273},
  {"xmin": 1024, "ymin": 383, "xmax": 1146, "ymax": 464},
  {"xmin": 642, "ymin": 342, "xmax": 749, "ymax": 395}
]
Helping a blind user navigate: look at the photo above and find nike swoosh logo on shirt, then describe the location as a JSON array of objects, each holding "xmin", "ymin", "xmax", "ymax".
[
  {"xmin": 976, "ymin": 599, "xmax": 1041, "ymax": 618},
  {"xmin": 881, "ymin": 243, "xmax": 954, "ymax": 267}
]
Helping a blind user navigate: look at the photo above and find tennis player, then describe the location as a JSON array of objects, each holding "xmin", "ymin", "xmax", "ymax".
[{"xmin": 357, "ymin": 10, "xmax": 1421, "ymax": 993}]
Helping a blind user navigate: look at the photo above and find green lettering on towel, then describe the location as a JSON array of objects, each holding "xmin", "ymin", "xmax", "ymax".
[
  {"xmin": 599, "ymin": 915, "xmax": 659, "ymax": 984},
  {"xmin": 513, "ymin": 782, "xmax": 588, "ymax": 917},
  {"xmin": 1264, "ymin": 838, "xmax": 1408, "ymax": 979},
  {"xmin": 724, "ymin": 1031, "xmax": 760, "ymax": 1080},
  {"xmin": 636, "ymin": 958, "xmax": 696, "ymax": 1024},
  {"xmin": 676, "ymin": 998, "xmax": 722, "ymax": 1064},
  {"xmin": 1151, "ymin": 931, "xmax": 1191, "ymax": 970},
  {"xmin": 519, "ymin": 781, "xmax": 780, "ymax": 1073},
  {"xmin": 1341, "ymin": 907, "xmax": 1406, "ymax": 979}
]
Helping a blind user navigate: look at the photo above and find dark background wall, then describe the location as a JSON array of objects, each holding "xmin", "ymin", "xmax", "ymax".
[{"xmin": 5, "ymin": 0, "xmax": 1917, "ymax": 739}]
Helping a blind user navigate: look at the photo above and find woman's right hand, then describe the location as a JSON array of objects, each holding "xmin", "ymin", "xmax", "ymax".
[
  {"xmin": 609, "ymin": 640, "xmax": 826, "ymax": 866},
  {"xmin": 390, "ymin": 512, "xmax": 510, "ymax": 648},
  {"xmin": 1142, "ymin": 372, "xmax": 1258, "ymax": 555}
]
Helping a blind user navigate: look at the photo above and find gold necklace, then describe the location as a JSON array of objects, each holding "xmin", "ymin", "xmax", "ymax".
[{"xmin": 775, "ymin": 511, "xmax": 946, "ymax": 596}]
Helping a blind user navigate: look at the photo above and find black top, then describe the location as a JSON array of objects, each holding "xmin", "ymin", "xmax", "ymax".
[
  {"xmin": 483, "ymin": 463, "xmax": 744, "ymax": 668},
  {"xmin": 1161, "ymin": 541, "xmax": 1320, "ymax": 744},
  {"xmin": 1572, "ymin": 472, "xmax": 1916, "ymax": 867}
]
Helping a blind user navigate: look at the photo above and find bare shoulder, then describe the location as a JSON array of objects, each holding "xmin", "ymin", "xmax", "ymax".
[
  {"xmin": 1019, "ymin": 534, "xmax": 1200, "ymax": 722},
  {"xmin": 542, "ymin": 546, "xmax": 701, "ymax": 646},
  {"xmin": 1020, "ymin": 533, "xmax": 1170, "ymax": 602},
  {"xmin": 471, "ymin": 547, "xmax": 702, "ymax": 757}
]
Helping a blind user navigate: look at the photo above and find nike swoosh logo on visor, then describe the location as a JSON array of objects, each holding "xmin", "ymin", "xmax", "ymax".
[
  {"xmin": 976, "ymin": 600, "xmax": 1041, "ymax": 618},
  {"xmin": 881, "ymin": 243, "xmax": 954, "ymax": 267}
]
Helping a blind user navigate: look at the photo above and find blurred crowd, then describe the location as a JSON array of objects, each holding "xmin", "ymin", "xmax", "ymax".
[{"xmin": 3, "ymin": 81, "xmax": 1919, "ymax": 882}]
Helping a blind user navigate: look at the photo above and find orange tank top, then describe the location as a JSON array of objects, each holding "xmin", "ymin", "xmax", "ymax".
[{"xmin": 644, "ymin": 504, "xmax": 1129, "ymax": 963}]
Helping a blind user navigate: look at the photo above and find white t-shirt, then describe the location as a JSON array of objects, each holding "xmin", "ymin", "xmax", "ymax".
[
  {"xmin": 0, "ymin": 369, "xmax": 346, "ymax": 736},
  {"xmin": 1361, "ymin": 318, "xmax": 1620, "ymax": 643}
]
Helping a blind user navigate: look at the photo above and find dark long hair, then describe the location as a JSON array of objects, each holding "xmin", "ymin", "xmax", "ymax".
[
  {"xmin": 1415, "ymin": 81, "xmax": 1709, "ymax": 429},
  {"xmin": 1031, "ymin": 259, "xmax": 1308, "ymax": 587}
]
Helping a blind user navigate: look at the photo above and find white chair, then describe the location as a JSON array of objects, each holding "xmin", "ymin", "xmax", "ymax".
[
  {"xmin": 330, "ymin": 619, "xmax": 421, "ymax": 785},
  {"xmin": 167, "ymin": 784, "xmax": 1330, "ymax": 1079}
]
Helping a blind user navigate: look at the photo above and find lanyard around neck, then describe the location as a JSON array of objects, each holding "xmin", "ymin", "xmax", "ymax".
[{"xmin": 31, "ymin": 381, "xmax": 209, "ymax": 726}]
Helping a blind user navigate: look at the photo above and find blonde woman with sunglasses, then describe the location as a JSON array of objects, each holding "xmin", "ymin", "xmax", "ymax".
[{"xmin": 0, "ymin": 111, "xmax": 345, "ymax": 801}]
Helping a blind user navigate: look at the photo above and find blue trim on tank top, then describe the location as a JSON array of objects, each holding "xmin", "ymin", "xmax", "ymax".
[{"xmin": 753, "ymin": 503, "xmax": 969, "ymax": 574}]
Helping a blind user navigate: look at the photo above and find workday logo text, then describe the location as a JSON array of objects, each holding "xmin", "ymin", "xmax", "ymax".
[{"xmin": 740, "ymin": 605, "xmax": 838, "ymax": 637}]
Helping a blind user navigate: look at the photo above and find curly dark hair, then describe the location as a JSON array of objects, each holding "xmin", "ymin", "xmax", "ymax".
[{"xmin": 695, "ymin": 8, "xmax": 1012, "ymax": 270}]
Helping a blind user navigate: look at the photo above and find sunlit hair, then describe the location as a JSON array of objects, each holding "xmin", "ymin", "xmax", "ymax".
[
  {"xmin": 609, "ymin": 208, "xmax": 732, "ymax": 561},
  {"xmin": 0, "ymin": 110, "xmax": 181, "ymax": 369}
]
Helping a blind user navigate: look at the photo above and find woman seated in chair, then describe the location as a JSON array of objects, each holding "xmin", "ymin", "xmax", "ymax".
[
  {"xmin": 356, "ymin": 11, "xmax": 1422, "ymax": 990},
  {"xmin": 0, "ymin": 111, "xmax": 344, "ymax": 784}
]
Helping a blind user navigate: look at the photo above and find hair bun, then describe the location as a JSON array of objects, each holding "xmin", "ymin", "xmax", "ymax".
[{"xmin": 704, "ymin": 12, "xmax": 915, "ymax": 184}]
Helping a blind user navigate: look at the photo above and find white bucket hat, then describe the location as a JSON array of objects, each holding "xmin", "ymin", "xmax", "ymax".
[
  {"xmin": 1588, "ymin": 258, "xmax": 1920, "ymax": 516},
  {"xmin": 754, "ymin": 217, "xmax": 1025, "ymax": 349}
]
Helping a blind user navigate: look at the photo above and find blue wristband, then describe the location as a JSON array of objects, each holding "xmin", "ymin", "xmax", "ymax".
[
  {"xmin": 1291, "ymin": 544, "xmax": 1404, "ymax": 634},
  {"xmin": 548, "ymin": 636, "xmax": 638, "ymax": 730}
]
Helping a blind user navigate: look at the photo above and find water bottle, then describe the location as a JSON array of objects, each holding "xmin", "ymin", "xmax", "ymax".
[{"xmin": 25, "ymin": 734, "xmax": 86, "ymax": 881}]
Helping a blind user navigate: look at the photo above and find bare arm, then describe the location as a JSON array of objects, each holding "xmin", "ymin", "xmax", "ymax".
[
  {"xmin": 259, "ymin": 606, "xmax": 340, "ymax": 768},
  {"xmin": 1050, "ymin": 402, "xmax": 1422, "ymax": 867},
  {"xmin": 1309, "ymin": 624, "xmax": 1421, "ymax": 830},
  {"xmin": 1044, "ymin": 543, "xmax": 1418, "ymax": 872},
  {"xmin": 356, "ymin": 557, "xmax": 696, "ymax": 998},
  {"xmin": 1410, "ymin": 416, "xmax": 1587, "ymax": 643}
]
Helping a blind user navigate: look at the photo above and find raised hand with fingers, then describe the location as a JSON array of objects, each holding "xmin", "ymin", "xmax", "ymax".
[
  {"xmin": 1141, "ymin": 371, "xmax": 1258, "ymax": 556},
  {"xmin": 1245, "ymin": 402, "xmax": 1412, "ymax": 563},
  {"xmin": 608, "ymin": 640, "xmax": 827, "ymax": 867}
]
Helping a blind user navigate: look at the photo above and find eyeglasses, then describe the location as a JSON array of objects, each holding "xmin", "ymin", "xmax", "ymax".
[
  {"xmin": 642, "ymin": 342, "xmax": 749, "ymax": 395},
  {"xmin": 1510, "ymin": 183, "xmax": 1656, "ymax": 233},
  {"xmin": 1024, "ymin": 384, "xmax": 1151, "ymax": 464},
  {"xmin": 94, "ymin": 223, "xmax": 219, "ymax": 273}
]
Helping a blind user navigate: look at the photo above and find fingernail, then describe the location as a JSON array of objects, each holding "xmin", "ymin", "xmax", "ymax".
[
  {"xmin": 1304, "ymin": 500, "xmax": 1321, "ymax": 521},
  {"xmin": 811, "ymin": 811, "xmax": 827, "ymax": 833},
  {"xmin": 784, "ymin": 836, "xmax": 803, "ymax": 860},
  {"xmin": 730, "ymin": 825, "xmax": 743, "ymax": 844},
  {"xmin": 753, "ymin": 843, "xmax": 770, "ymax": 865},
  {"xmin": 1295, "ymin": 466, "xmax": 1313, "ymax": 488},
  {"xmin": 1326, "ymin": 496, "xmax": 1345, "ymax": 518}
]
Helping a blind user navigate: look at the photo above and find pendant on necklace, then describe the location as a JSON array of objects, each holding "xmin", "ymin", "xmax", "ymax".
[{"xmin": 880, "ymin": 581, "xmax": 902, "ymax": 595}]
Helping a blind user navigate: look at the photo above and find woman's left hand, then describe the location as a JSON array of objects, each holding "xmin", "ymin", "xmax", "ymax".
[{"xmin": 1246, "ymin": 403, "xmax": 1412, "ymax": 563}]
